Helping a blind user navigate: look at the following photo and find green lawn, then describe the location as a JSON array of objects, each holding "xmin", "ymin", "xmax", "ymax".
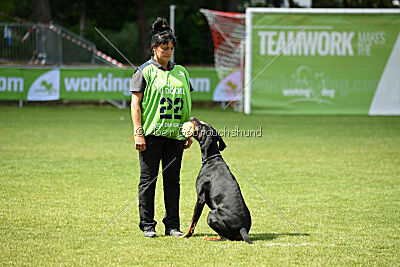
[{"xmin": 1, "ymin": 106, "xmax": 399, "ymax": 265}]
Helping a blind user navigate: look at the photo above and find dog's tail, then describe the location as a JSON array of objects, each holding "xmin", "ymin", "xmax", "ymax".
[{"xmin": 239, "ymin": 227, "xmax": 252, "ymax": 244}]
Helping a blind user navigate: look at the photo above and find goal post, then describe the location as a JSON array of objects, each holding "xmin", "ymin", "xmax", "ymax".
[
  {"xmin": 244, "ymin": 8, "xmax": 400, "ymax": 115},
  {"xmin": 244, "ymin": 9, "xmax": 252, "ymax": 115},
  {"xmin": 200, "ymin": 8, "xmax": 246, "ymax": 111}
]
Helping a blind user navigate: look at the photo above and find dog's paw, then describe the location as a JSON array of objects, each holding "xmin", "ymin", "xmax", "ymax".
[{"xmin": 180, "ymin": 231, "xmax": 192, "ymax": 238}]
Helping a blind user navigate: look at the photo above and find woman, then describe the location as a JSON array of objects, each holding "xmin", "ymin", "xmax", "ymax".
[{"xmin": 130, "ymin": 18, "xmax": 193, "ymax": 238}]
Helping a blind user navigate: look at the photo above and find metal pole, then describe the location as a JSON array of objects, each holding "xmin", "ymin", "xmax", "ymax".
[
  {"xmin": 170, "ymin": 5, "xmax": 176, "ymax": 62},
  {"xmin": 282, "ymin": 0, "xmax": 290, "ymax": 7},
  {"xmin": 244, "ymin": 9, "xmax": 252, "ymax": 115},
  {"xmin": 58, "ymin": 32, "xmax": 62, "ymax": 66},
  {"xmin": 91, "ymin": 45, "xmax": 96, "ymax": 65}
]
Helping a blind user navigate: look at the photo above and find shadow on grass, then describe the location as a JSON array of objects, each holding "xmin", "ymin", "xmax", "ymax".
[
  {"xmin": 250, "ymin": 232, "xmax": 310, "ymax": 241},
  {"xmin": 189, "ymin": 232, "xmax": 309, "ymax": 241},
  {"xmin": 190, "ymin": 233, "xmax": 217, "ymax": 238}
]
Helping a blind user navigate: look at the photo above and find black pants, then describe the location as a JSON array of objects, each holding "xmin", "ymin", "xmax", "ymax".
[{"xmin": 138, "ymin": 135, "xmax": 185, "ymax": 231}]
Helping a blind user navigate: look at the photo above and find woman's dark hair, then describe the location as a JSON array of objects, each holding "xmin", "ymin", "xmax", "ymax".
[{"xmin": 151, "ymin": 17, "xmax": 176, "ymax": 49}]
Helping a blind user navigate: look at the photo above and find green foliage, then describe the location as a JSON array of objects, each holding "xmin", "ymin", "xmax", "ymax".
[
  {"xmin": 86, "ymin": 21, "xmax": 143, "ymax": 64},
  {"xmin": 0, "ymin": 0, "xmax": 32, "ymax": 22},
  {"xmin": 0, "ymin": 0, "xmax": 399, "ymax": 64},
  {"xmin": 1, "ymin": 106, "xmax": 400, "ymax": 265},
  {"xmin": 174, "ymin": 7, "xmax": 215, "ymax": 64}
]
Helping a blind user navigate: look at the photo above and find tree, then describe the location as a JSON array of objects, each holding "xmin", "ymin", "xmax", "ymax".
[
  {"xmin": 136, "ymin": 0, "xmax": 147, "ymax": 59},
  {"xmin": 31, "ymin": 0, "xmax": 51, "ymax": 22},
  {"xmin": 224, "ymin": 0, "xmax": 241, "ymax": 11},
  {"xmin": 79, "ymin": 0, "xmax": 87, "ymax": 38}
]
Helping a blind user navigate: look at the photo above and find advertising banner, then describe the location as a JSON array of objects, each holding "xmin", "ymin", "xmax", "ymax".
[
  {"xmin": 60, "ymin": 69, "xmax": 131, "ymax": 100},
  {"xmin": 187, "ymin": 68, "xmax": 220, "ymax": 101},
  {"xmin": 0, "ymin": 67, "xmax": 222, "ymax": 102},
  {"xmin": 250, "ymin": 12, "xmax": 400, "ymax": 115},
  {"xmin": 0, "ymin": 67, "xmax": 132, "ymax": 101}
]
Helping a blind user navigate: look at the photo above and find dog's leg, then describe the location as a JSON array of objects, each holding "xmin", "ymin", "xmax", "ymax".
[
  {"xmin": 181, "ymin": 196, "xmax": 205, "ymax": 238},
  {"xmin": 239, "ymin": 227, "xmax": 253, "ymax": 244}
]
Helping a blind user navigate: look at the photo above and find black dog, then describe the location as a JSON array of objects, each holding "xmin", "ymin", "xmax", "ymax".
[{"xmin": 181, "ymin": 118, "xmax": 252, "ymax": 244}]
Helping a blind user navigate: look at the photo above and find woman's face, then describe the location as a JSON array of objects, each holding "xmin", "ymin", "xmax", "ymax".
[{"xmin": 153, "ymin": 41, "xmax": 174, "ymax": 64}]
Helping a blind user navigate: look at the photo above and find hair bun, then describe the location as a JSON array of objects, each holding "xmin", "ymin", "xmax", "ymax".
[{"xmin": 152, "ymin": 17, "xmax": 171, "ymax": 34}]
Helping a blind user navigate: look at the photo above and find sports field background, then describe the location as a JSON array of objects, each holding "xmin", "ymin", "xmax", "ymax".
[{"xmin": 1, "ymin": 106, "xmax": 399, "ymax": 265}]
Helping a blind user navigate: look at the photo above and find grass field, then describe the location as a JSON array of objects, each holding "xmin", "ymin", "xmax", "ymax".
[{"xmin": 1, "ymin": 106, "xmax": 399, "ymax": 265}]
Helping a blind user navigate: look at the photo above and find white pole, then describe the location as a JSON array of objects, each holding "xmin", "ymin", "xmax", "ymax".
[
  {"xmin": 170, "ymin": 5, "xmax": 176, "ymax": 62},
  {"xmin": 282, "ymin": 0, "xmax": 290, "ymax": 8},
  {"xmin": 244, "ymin": 9, "xmax": 252, "ymax": 115}
]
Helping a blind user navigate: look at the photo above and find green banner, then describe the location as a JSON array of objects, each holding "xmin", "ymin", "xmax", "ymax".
[
  {"xmin": 0, "ymin": 67, "xmax": 132, "ymax": 101},
  {"xmin": 60, "ymin": 69, "xmax": 131, "ymax": 100},
  {"xmin": 250, "ymin": 12, "xmax": 400, "ymax": 115},
  {"xmin": 187, "ymin": 68, "xmax": 220, "ymax": 101},
  {"xmin": 0, "ymin": 67, "xmax": 222, "ymax": 102},
  {"xmin": 0, "ymin": 68, "xmax": 25, "ymax": 100}
]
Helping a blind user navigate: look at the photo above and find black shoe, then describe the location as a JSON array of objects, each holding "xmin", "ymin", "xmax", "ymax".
[
  {"xmin": 165, "ymin": 228, "xmax": 183, "ymax": 237},
  {"xmin": 143, "ymin": 229, "xmax": 157, "ymax": 238}
]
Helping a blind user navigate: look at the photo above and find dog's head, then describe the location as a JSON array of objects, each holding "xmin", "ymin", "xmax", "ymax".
[{"xmin": 189, "ymin": 117, "xmax": 226, "ymax": 152}]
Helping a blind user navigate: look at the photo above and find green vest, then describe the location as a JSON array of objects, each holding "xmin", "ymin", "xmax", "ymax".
[{"xmin": 140, "ymin": 63, "xmax": 192, "ymax": 140}]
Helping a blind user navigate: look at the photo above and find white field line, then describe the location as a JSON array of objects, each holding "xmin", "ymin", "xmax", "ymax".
[{"xmin": 260, "ymin": 242, "xmax": 314, "ymax": 247}]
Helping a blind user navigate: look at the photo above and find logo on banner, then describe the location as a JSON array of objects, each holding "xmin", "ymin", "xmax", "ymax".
[
  {"xmin": 258, "ymin": 29, "xmax": 386, "ymax": 57},
  {"xmin": 213, "ymin": 71, "xmax": 242, "ymax": 101},
  {"xmin": 27, "ymin": 69, "xmax": 60, "ymax": 101},
  {"xmin": 64, "ymin": 73, "xmax": 131, "ymax": 96},
  {"xmin": 189, "ymin": 78, "xmax": 210, "ymax": 92},
  {"xmin": 282, "ymin": 66, "xmax": 336, "ymax": 106}
]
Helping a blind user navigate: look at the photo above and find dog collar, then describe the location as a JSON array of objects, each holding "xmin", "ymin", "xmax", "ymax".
[{"xmin": 202, "ymin": 154, "xmax": 222, "ymax": 165}]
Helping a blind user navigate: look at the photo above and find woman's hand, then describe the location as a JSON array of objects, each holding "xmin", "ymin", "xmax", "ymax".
[
  {"xmin": 184, "ymin": 137, "xmax": 193, "ymax": 149},
  {"xmin": 135, "ymin": 135, "xmax": 146, "ymax": 151}
]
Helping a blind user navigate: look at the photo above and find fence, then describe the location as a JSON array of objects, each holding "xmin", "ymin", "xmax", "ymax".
[{"xmin": 0, "ymin": 22, "xmax": 114, "ymax": 66}]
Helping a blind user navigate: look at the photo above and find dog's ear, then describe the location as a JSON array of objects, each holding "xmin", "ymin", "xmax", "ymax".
[{"xmin": 217, "ymin": 134, "xmax": 226, "ymax": 151}]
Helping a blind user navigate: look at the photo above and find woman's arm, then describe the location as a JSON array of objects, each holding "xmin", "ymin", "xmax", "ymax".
[{"xmin": 131, "ymin": 92, "xmax": 146, "ymax": 151}]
